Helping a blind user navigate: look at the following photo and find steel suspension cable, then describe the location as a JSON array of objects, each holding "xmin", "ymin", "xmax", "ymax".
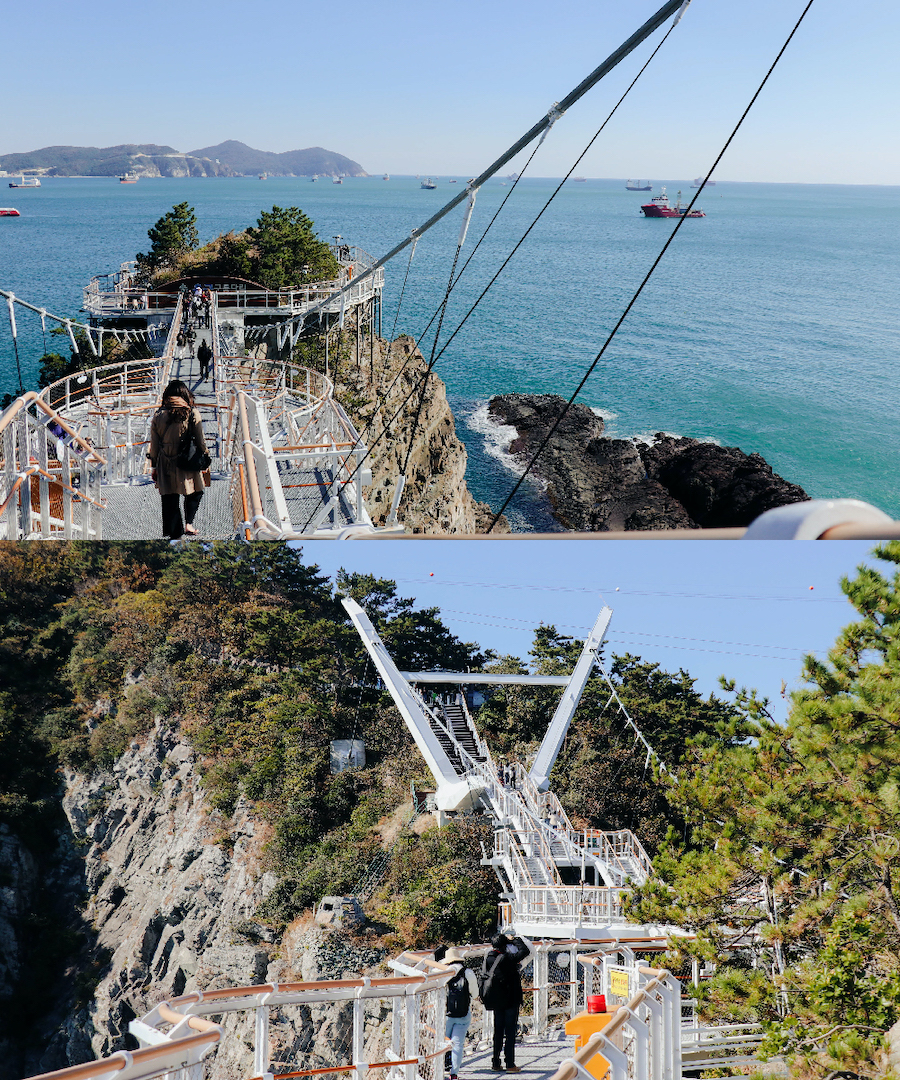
[
  {"xmin": 249, "ymin": 0, "xmax": 690, "ymax": 346},
  {"xmin": 298, "ymin": 20, "xmax": 683, "ymax": 532},
  {"xmin": 358, "ymin": 134, "xmax": 548, "ymax": 452},
  {"xmin": 488, "ymin": 0, "xmax": 818, "ymax": 532}
]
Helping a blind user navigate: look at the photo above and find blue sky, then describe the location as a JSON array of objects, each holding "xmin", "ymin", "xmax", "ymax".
[
  {"xmin": 299, "ymin": 539, "xmax": 882, "ymax": 724},
  {"xmin": 5, "ymin": 0, "xmax": 899, "ymax": 184}
]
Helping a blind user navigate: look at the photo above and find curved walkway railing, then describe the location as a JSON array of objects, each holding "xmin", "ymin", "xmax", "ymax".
[
  {"xmin": 550, "ymin": 965, "xmax": 682, "ymax": 1080},
  {"xmin": 18, "ymin": 941, "xmax": 776, "ymax": 1080},
  {"xmin": 25, "ymin": 969, "xmax": 454, "ymax": 1080},
  {"xmin": 0, "ymin": 392, "xmax": 106, "ymax": 540}
]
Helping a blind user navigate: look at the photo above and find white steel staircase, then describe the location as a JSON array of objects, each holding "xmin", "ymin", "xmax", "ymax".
[{"xmin": 343, "ymin": 598, "xmax": 668, "ymax": 940}]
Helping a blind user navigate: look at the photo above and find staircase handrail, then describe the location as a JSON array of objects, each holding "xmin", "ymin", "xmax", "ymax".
[{"xmin": 456, "ymin": 694, "xmax": 493, "ymax": 763}]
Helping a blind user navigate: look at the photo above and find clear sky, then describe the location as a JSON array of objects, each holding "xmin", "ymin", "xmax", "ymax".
[
  {"xmin": 4, "ymin": 0, "xmax": 899, "ymax": 184},
  {"xmin": 295, "ymin": 539, "xmax": 883, "ymax": 725}
]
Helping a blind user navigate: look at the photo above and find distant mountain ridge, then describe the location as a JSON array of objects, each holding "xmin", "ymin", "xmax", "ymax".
[
  {"xmin": 189, "ymin": 140, "xmax": 366, "ymax": 177},
  {"xmin": 0, "ymin": 140, "xmax": 366, "ymax": 178}
]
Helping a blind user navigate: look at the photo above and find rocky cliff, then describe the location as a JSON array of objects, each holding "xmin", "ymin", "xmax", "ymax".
[
  {"xmin": 337, "ymin": 333, "xmax": 508, "ymax": 533},
  {"xmin": 488, "ymin": 393, "xmax": 809, "ymax": 531},
  {"xmin": 5, "ymin": 718, "xmax": 392, "ymax": 1079}
]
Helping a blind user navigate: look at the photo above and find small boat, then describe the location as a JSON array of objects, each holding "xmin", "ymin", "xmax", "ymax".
[
  {"xmin": 626, "ymin": 179, "xmax": 652, "ymax": 191},
  {"xmin": 8, "ymin": 175, "xmax": 40, "ymax": 189},
  {"xmin": 573, "ymin": 177, "xmax": 587, "ymax": 182},
  {"xmin": 309, "ymin": 175, "xmax": 318, "ymax": 182},
  {"xmin": 421, "ymin": 178, "xmax": 437, "ymax": 189},
  {"xmin": 448, "ymin": 178, "xmax": 457, "ymax": 183},
  {"xmin": 333, "ymin": 177, "xmax": 343, "ymax": 185},
  {"xmin": 259, "ymin": 173, "xmax": 267, "ymax": 180},
  {"xmin": 691, "ymin": 177, "xmax": 716, "ymax": 188},
  {"xmin": 640, "ymin": 187, "xmax": 705, "ymax": 218},
  {"xmin": 383, "ymin": 173, "xmax": 390, "ymax": 180},
  {"xmin": 119, "ymin": 172, "xmax": 138, "ymax": 184},
  {"xmin": 0, "ymin": 208, "xmax": 20, "ymax": 217}
]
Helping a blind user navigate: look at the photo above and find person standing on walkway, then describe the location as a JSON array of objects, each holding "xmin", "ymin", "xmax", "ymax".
[
  {"xmin": 482, "ymin": 933, "xmax": 534, "ymax": 1073},
  {"xmin": 443, "ymin": 949, "xmax": 479, "ymax": 1080},
  {"xmin": 148, "ymin": 380, "xmax": 209, "ymax": 539},
  {"xmin": 197, "ymin": 339, "xmax": 212, "ymax": 381}
]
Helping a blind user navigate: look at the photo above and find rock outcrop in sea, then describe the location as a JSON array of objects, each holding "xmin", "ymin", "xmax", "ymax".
[{"xmin": 487, "ymin": 393, "xmax": 809, "ymax": 531}]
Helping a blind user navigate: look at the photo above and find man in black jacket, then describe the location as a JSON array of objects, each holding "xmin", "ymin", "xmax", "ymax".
[{"xmin": 483, "ymin": 933, "xmax": 534, "ymax": 1072}]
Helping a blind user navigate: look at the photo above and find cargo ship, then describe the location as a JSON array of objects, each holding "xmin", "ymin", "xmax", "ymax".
[{"xmin": 640, "ymin": 188, "xmax": 705, "ymax": 218}]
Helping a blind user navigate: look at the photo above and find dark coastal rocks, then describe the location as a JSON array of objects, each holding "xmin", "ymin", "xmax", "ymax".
[{"xmin": 487, "ymin": 393, "xmax": 809, "ymax": 532}]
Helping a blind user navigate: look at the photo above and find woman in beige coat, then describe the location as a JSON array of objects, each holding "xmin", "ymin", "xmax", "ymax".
[{"xmin": 147, "ymin": 380, "xmax": 209, "ymax": 539}]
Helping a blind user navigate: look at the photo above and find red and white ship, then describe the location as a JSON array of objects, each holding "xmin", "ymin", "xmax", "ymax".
[
  {"xmin": 640, "ymin": 187, "xmax": 705, "ymax": 218},
  {"xmin": 0, "ymin": 208, "xmax": 20, "ymax": 217}
]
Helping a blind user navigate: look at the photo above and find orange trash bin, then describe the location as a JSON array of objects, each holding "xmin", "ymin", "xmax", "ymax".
[{"xmin": 564, "ymin": 1008, "xmax": 617, "ymax": 1080}]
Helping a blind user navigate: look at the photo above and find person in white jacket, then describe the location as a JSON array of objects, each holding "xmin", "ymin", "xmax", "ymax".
[{"xmin": 443, "ymin": 948, "xmax": 480, "ymax": 1080}]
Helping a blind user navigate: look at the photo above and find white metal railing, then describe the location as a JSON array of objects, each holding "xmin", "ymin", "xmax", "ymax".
[
  {"xmin": 0, "ymin": 393, "xmax": 106, "ymax": 540},
  {"xmin": 550, "ymin": 967, "xmax": 683, "ymax": 1080},
  {"xmin": 24, "ymin": 970, "xmax": 452, "ymax": 1080},
  {"xmin": 229, "ymin": 388, "xmax": 374, "ymax": 539},
  {"xmin": 82, "ymin": 248, "xmax": 384, "ymax": 320},
  {"xmin": 21, "ymin": 943, "xmax": 765, "ymax": 1080}
]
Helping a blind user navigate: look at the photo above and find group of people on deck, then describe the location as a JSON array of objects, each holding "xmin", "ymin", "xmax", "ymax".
[
  {"xmin": 181, "ymin": 282, "xmax": 212, "ymax": 329},
  {"xmin": 437, "ymin": 933, "xmax": 534, "ymax": 1080}
]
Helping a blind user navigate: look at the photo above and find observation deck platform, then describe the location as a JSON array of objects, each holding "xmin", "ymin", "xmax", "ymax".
[{"xmin": 1, "ymin": 259, "xmax": 389, "ymax": 541}]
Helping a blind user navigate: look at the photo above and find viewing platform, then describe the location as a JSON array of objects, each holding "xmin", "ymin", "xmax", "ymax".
[{"xmin": 0, "ymin": 252, "xmax": 391, "ymax": 541}]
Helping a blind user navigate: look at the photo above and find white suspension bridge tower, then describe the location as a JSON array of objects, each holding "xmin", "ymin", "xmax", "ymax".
[{"xmin": 343, "ymin": 599, "xmax": 669, "ymax": 942}]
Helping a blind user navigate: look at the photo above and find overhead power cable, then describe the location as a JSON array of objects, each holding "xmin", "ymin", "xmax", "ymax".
[{"xmin": 487, "ymin": 0, "xmax": 819, "ymax": 532}]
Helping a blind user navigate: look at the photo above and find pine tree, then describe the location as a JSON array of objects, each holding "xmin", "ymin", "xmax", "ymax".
[{"xmin": 628, "ymin": 542, "xmax": 900, "ymax": 1072}]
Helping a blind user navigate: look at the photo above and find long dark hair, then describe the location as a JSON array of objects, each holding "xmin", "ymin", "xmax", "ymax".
[{"xmin": 161, "ymin": 380, "xmax": 194, "ymax": 408}]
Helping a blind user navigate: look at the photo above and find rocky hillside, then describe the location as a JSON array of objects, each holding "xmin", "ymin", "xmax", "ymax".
[
  {"xmin": 189, "ymin": 141, "xmax": 366, "ymax": 178},
  {"xmin": 488, "ymin": 393, "xmax": 809, "ymax": 531},
  {"xmin": 4, "ymin": 717, "xmax": 392, "ymax": 1078},
  {"xmin": 335, "ymin": 331, "xmax": 508, "ymax": 533},
  {"xmin": 0, "ymin": 141, "xmax": 366, "ymax": 179}
]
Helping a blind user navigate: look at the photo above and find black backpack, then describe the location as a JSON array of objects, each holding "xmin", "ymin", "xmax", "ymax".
[
  {"xmin": 446, "ymin": 966, "xmax": 471, "ymax": 1018},
  {"xmin": 477, "ymin": 952, "xmax": 505, "ymax": 1010}
]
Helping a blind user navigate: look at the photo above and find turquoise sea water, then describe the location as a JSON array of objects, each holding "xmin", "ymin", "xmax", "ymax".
[{"xmin": 1, "ymin": 175, "xmax": 897, "ymax": 527}]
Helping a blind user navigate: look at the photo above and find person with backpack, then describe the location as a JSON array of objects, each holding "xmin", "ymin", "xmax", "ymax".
[
  {"xmin": 479, "ymin": 933, "xmax": 534, "ymax": 1073},
  {"xmin": 443, "ymin": 948, "xmax": 478, "ymax": 1080}
]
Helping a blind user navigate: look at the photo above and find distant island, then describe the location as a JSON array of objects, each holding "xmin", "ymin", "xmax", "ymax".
[{"xmin": 0, "ymin": 139, "xmax": 367, "ymax": 179}]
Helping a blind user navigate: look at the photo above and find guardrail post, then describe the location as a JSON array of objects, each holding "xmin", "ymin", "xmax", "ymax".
[
  {"xmin": 353, "ymin": 983, "xmax": 368, "ymax": 1080},
  {"xmin": 253, "ymin": 1005, "xmax": 270, "ymax": 1078},
  {"xmin": 654, "ymin": 980, "xmax": 674, "ymax": 1080},
  {"xmin": 600, "ymin": 1040, "xmax": 628, "ymax": 1080},
  {"xmin": 569, "ymin": 945, "xmax": 578, "ymax": 1017},
  {"xmin": 404, "ymin": 985, "xmax": 418, "ymax": 1080},
  {"xmin": 534, "ymin": 943, "xmax": 548, "ymax": 1036},
  {"xmin": 643, "ymin": 994, "xmax": 664, "ymax": 1080}
]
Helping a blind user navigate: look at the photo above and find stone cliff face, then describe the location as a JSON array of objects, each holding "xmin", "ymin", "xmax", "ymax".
[
  {"xmin": 7, "ymin": 718, "xmax": 391, "ymax": 1078},
  {"xmin": 337, "ymin": 334, "xmax": 507, "ymax": 533},
  {"xmin": 0, "ymin": 826, "xmax": 39, "ymax": 1065},
  {"xmin": 488, "ymin": 393, "xmax": 809, "ymax": 531}
]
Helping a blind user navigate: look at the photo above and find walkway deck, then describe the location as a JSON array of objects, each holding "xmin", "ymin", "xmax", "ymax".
[
  {"xmin": 98, "ymin": 328, "xmax": 235, "ymax": 540},
  {"xmin": 449, "ymin": 1032, "xmax": 574, "ymax": 1080}
]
